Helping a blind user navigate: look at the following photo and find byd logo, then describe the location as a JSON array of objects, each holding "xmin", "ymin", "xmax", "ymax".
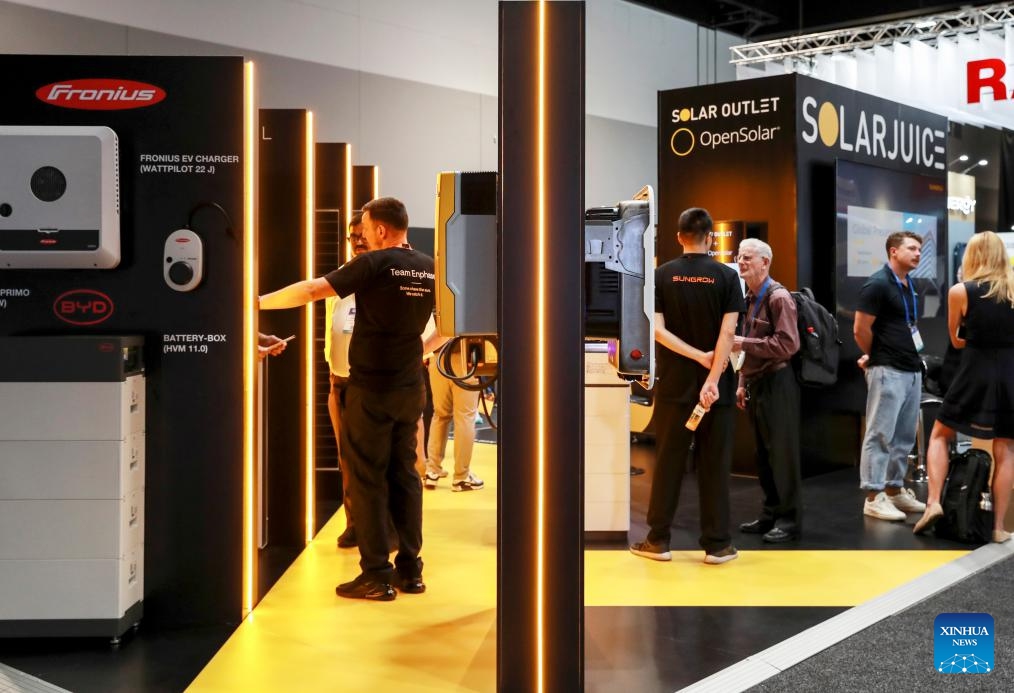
[
  {"xmin": 968, "ymin": 59, "xmax": 1014, "ymax": 104},
  {"xmin": 36, "ymin": 78, "xmax": 166, "ymax": 110},
  {"xmin": 53, "ymin": 289, "xmax": 115, "ymax": 326}
]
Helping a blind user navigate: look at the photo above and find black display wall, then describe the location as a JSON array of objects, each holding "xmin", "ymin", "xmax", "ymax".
[
  {"xmin": 352, "ymin": 164, "xmax": 378, "ymax": 210},
  {"xmin": 658, "ymin": 75, "xmax": 797, "ymax": 269},
  {"xmin": 0, "ymin": 56, "xmax": 247, "ymax": 626},
  {"xmin": 313, "ymin": 142, "xmax": 351, "ymax": 533},
  {"xmin": 257, "ymin": 108, "xmax": 310, "ymax": 594},
  {"xmin": 659, "ymin": 74, "xmax": 949, "ymax": 470}
]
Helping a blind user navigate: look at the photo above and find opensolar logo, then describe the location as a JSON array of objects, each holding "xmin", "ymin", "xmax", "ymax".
[{"xmin": 934, "ymin": 613, "xmax": 994, "ymax": 674}]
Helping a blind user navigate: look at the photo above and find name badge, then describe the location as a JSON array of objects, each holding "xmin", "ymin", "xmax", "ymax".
[
  {"xmin": 343, "ymin": 307, "xmax": 356, "ymax": 334},
  {"xmin": 911, "ymin": 325, "xmax": 924, "ymax": 353}
]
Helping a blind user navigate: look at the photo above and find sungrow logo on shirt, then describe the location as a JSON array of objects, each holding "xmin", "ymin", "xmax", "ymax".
[{"xmin": 671, "ymin": 275, "xmax": 715, "ymax": 284}]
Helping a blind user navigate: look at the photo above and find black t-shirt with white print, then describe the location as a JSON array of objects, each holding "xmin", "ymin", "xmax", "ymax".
[
  {"xmin": 324, "ymin": 247, "xmax": 434, "ymax": 389},
  {"xmin": 654, "ymin": 253, "xmax": 745, "ymax": 404}
]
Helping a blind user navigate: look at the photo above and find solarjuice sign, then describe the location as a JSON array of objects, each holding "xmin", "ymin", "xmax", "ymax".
[{"xmin": 799, "ymin": 96, "xmax": 946, "ymax": 171}]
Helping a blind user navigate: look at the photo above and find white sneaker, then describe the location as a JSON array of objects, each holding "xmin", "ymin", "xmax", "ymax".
[
  {"xmin": 452, "ymin": 472, "xmax": 484, "ymax": 492},
  {"xmin": 888, "ymin": 487, "xmax": 926, "ymax": 513},
  {"xmin": 864, "ymin": 492, "xmax": 907, "ymax": 521},
  {"xmin": 423, "ymin": 471, "xmax": 440, "ymax": 489}
]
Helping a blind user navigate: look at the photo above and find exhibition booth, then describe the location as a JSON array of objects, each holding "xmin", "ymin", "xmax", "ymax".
[
  {"xmin": 3, "ymin": 3, "xmax": 1014, "ymax": 693},
  {"xmin": 658, "ymin": 74, "xmax": 952, "ymax": 471}
]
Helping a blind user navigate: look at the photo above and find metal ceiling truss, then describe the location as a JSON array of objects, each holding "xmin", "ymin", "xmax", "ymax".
[{"xmin": 730, "ymin": 2, "xmax": 1014, "ymax": 65}]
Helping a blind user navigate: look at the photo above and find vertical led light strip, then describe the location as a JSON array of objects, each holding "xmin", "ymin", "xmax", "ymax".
[
  {"xmin": 242, "ymin": 60, "xmax": 256, "ymax": 616},
  {"xmin": 305, "ymin": 112, "xmax": 316, "ymax": 543},
  {"xmin": 536, "ymin": 1, "xmax": 547, "ymax": 691},
  {"xmin": 344, "ymin": 145, "xmax": 353, "ymax": 261},
  {"xmin": 373, "ymin": 166, "xmax": 380, "ymax": 198}
]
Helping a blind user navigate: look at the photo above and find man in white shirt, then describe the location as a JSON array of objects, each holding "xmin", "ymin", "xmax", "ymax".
[{"xmin": 325, "ymin": 212, "xmax": 368, "ymax": 548}]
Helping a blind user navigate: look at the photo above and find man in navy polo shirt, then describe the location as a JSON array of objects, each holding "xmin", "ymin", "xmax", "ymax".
[{"xmin": 854, "ymin": 231, "xmax": 927, "ymax": 522}]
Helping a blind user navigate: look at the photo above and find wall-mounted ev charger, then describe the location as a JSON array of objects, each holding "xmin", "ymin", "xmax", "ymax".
[
  {"xmin": 0, "ymin": 125, "xmax": 120, "ymax": 269},
  {"xmin": 163, "ymin": 229, "xmax": 203, "ymax": 292},
  {"xmin": 162, "ymin": 202, "xmax": 233, "ymax": 292}
]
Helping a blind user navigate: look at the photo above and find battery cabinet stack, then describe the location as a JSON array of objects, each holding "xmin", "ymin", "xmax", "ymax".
[{"xmin": 0, "ymin": 336, "xmax": 144, "ymax": 642}]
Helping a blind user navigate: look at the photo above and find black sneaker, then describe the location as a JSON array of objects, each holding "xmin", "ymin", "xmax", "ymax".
[
  {"xmin": 337, "ymin": 527, "xmax": 357, "ymax": 548},
  {"xmin": 335, "ymin": 574, "xmax": 396, "ymax": 601},
  {"xmin": 739, "ymin": 518, "xmax": 774, "ymax": 534},
  {"xmin": 629, "ymin": 539, "xmax": 672, "ymax": 561},
  {"xmin": 396, "ymin": 573, "xmax": 426, "ymax": 594},
  {"xmin": 761, "ymin": 527, "xmax": 799, "ymax": 544},
  {"xmin": 703, "ymin": 545, "xmax": 738, "ymax": 565}
]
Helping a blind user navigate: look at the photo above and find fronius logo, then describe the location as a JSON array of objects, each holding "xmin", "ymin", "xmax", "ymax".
[
  {"xmin": 36, "ymin": 78, "xmax": 167, "ymax": 110},
  {"xmin": 800, "ymin": 96, "xmax": 945, "ymax": 171}
]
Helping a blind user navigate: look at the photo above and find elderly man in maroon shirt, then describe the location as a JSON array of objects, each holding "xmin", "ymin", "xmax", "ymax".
[{"xmin": 731, "ymin": 238, "xmax": 802, "ymax": 543}]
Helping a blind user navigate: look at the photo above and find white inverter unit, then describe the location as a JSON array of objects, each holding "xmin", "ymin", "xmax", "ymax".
[{"xmin": 0, "ymin": 125, "xmax": 120, "ymax": 269}]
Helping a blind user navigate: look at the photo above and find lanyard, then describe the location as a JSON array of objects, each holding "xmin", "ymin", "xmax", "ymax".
[
  {"xmin": 887, "ymin": 264, "xmax": 918, "ymax": 326},
  {"xmin": 747, "ymin": 277, "xmax": 772, "ymax": 323}
]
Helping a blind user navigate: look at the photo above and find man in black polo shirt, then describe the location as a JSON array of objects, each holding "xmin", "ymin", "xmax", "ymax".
[
  {"xmin": 260, "ymin": 196, "xmax": 439, "ymax": 600},
  {"xmin": 853, "ymin": 231, "xmax": 927, "ymax": 522},
  {"xmin": 630, "ymin": 207, "xmax": 744, "ymax": 565}
]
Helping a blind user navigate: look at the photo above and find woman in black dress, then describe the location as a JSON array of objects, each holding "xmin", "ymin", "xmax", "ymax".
[{"xmin": 914, "ymin": 231, "xmax": 1014, "ymax": 542}]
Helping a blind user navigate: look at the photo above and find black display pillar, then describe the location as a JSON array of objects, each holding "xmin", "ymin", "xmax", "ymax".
[
  {"xmin": 257, "ymin": 108, "xmax": 311, "ymax": 596},
  {"xmin": 352, "ymin": 164, "xmax": 378, "ymax": 210},
  {"xmin": 313, "ymin": 142, "xmax": 352, "ymax": 532},
  {"xmin": 499, "ymin": 2, "xmax": 585, "ymax": 691}
]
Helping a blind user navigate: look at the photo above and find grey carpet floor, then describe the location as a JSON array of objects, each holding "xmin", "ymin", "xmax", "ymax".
[{"xmin": 747, "ymin": 554, "xmax": 1014, "ymax": 692}]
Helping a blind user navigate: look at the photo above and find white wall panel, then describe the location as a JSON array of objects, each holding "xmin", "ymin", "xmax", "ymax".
[
  {"xmin": 358, "ymin": 74, "xmax": 483, "ymax": 225},
  {"xmin": 0, "ymin": 1, "xmax": 126, "ymax": 52},
  {"xmin": 735, "ymin": 25, "xmax": 1014, "ymax": 131},
  {"xmin": 586, "ymin": 114, "xmax": 656, "ymax": 208},
  {"xmin": 6, "ymin": 0, "xmax": 732, "ymax": 127},
  {"xmin": 0, "ymin": 0, "xmax": 687, "ymax": 221},
  {"xmin": 854, "ymin": 49, "xmax": 877, "ymax": 95}
]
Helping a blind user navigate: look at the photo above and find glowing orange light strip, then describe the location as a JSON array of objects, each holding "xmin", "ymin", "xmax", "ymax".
[
  {"xmin": 536, "ymin": 1, "xmax": 546, "ymax": 691},
  {"xmin": 373, "ymin": 166, "xmax": 379, "ymax": 197},
  {"xmin": 345, "ymin": 145, "xmax": 353, "ymax": 261},
  {"xmin": 242, "ymin": 60, "xmax": 256, "ymax": 616},
  {"xmin": 305, "ymin": 111, "xmax": 316, "ymax": 543}
]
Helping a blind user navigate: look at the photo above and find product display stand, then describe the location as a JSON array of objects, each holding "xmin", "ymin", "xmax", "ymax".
[{"xmin": 0, "ymin": 336, "xmax": 145, "ymax": 643}]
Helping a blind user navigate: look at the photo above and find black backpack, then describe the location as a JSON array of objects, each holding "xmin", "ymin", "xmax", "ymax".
[
  {"xmin": 791, "ymin": 287, "xmax": 841, "ymax": 387},
  {"xmin": 935, "ymin": 449, "xmax": 994, "ymax": 544}
]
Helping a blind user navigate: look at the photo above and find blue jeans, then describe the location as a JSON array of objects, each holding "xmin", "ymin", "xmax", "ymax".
[{"xmin": 860, "ymin": 365, "xmax": 921, "ymax": 491}]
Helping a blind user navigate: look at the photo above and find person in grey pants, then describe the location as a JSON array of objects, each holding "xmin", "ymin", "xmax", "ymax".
[{"xmin": 854, "ymin": 231, "xmax": 927, "ymax": 522}]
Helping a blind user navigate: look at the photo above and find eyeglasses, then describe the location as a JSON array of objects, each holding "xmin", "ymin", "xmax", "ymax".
[{"xmin": 347, "ymin": 232, "xmax": 364, "ymax": 242}]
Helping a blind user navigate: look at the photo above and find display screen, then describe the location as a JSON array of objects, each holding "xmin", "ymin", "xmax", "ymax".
[{"xmin": 834, "ymin": 159, "xmax": 948, "ymax": 357}]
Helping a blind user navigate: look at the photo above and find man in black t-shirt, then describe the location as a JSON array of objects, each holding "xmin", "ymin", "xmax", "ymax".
[
  {"xmin": 854, "ymin": 231, "xmax": 927, "ymax": 522},
  {"xmin": 629, "ymin": 207, "xmax": 744, "ymax": 565},
  {"xmin": 260, "ymin": 197, "xmax": 442, "ymax": 600}
]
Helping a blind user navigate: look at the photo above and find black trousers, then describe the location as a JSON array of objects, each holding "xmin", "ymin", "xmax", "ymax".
[
  {"xmin": 647, "ymin": 399, "xmax": 734, "ymax": 553},
  {"xmin": 746, "ymin": 366, "xmax": 802, "ymax": 529},
  {"xmin": 340, "ymin": 382, "xmax": 425, "ymax": 580},
  {"xmin": 329, "ymin": 374, "xmax": 353, "ymax": 528}
]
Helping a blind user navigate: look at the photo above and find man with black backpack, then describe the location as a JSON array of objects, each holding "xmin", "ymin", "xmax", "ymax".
[{"xmin": 731, "ymin": 239, "xmax": 803, "ymax": 543}]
